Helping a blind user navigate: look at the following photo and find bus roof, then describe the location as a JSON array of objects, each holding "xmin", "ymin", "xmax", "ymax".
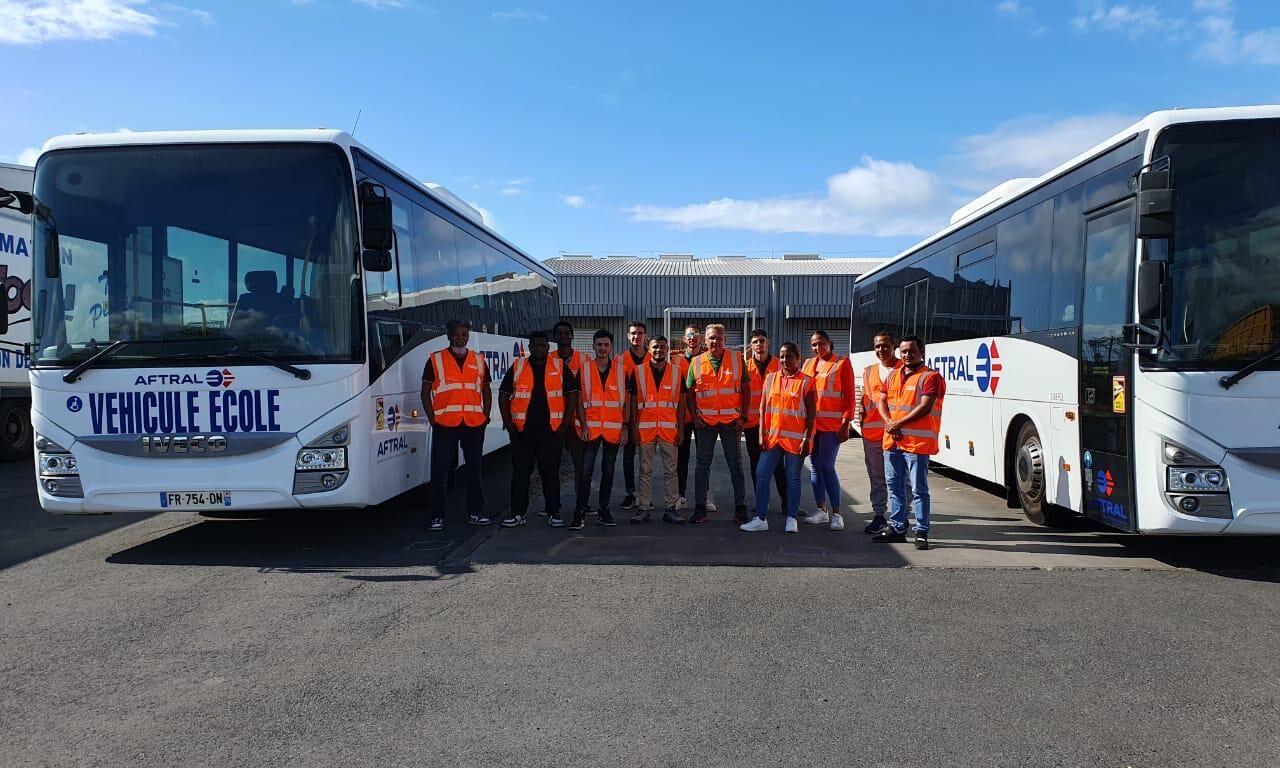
[
  {"xmin": 38, "ymin": 128, "xmax": 548, "ymax": 275},
  {"xmin": 856, "ymin": 104, "xmax": 1280, "ymax": 283}
]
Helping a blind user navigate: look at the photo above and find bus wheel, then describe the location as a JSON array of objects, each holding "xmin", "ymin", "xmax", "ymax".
[
  {"xmin": 1013, "ymin": 421, "xmax": 1068, "ymax": 526},
  {"xmin": 0, "ymin": 399, "xmax": 33, "ymax": 462}
]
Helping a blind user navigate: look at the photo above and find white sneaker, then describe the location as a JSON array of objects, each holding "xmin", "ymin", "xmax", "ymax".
[
  {"xmin": 676, "ymin": 496, "xmax": 687, "ymax": 510},
  {"xmin": 803, "ymin": 509, "xmax": 829, "ymax": 526},
  {"xmin": 739, "ymin": 517, "xmax": 769, "ymax": 532},
  {"xmin": 705, "ymin": 499, "xmax": 718, "ymax": 513},
  {"xmin": 784, "ymin": 517, "xmax": 799, "ymax": 533},
  {"xmin": 830, "ymin": 513, "xmax": 845, "ymax": 531}
]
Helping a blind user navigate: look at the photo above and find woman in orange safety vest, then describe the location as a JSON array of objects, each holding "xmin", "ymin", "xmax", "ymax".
[
  {"xmin": 800, "ymin": 330, "xmax": 856, "ymax": 532},
  {"xmin": 739, "ymin": 341, "xmax": 816, "ymax": 534}
]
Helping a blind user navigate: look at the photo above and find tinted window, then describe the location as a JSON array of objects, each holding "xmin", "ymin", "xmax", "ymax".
[
  {"xmin": 996, "ymin": 200, "xmax": 1053, "ymax": 333},
  {"xmin": 454, "ymin": 230, "xmax": 490, "ymax": 330},
  {"xmin": 405, "ymin": 205, "xmax": 461, "ymax": 334},
  {"xmin": 1050, "ymin": 185, "xmax": 1085, "ymax": 327}
]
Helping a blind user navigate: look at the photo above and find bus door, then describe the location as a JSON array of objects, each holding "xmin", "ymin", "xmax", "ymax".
[{"xmin": 1078, "ymin": 202, "xmax": 1138, "ymax": 532}]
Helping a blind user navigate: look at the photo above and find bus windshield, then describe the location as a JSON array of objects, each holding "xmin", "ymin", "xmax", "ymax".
[
  {"xmin": 32, "ymin": 144, "xmax": 359, "ymax": 367},
  {"xmin": 1155, "ymin": 120, "xmax": 1280, "ymax": 368}
]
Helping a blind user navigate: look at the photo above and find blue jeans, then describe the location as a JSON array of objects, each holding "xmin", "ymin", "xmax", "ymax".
[
  {"xmin": 885, "ymin": 449, "xmax": 930, "ymax": 533},
  {"xmin": 809, "ymin": 430, "xmax": 842, "ymax": 511},
  {"xmin": 862, "ymin": 439, "xmax": 887, "ymax": 518},
  {"xmin": 754, "ymin": 446, "xmax": 804, "ymax": 520}
]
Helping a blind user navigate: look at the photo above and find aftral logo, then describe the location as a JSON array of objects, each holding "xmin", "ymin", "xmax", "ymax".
[
  {"xmin": 975, "ymin": 340, "xmax": 1002, "ymax": 395},
  {"xmin": 386, "ymin": 403, "xmax": 401, "ymax": 432},
  {"xmin": 1096, "ymin": 468, "xmax": 1115, "ymax": 497},
  {"xmin": 205, "ymin": 368, "xmax": 236, "ymax": 388}
]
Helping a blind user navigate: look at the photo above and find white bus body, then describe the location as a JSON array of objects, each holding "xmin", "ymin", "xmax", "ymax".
[
  {"xmin": 28, "ymin": 131, "xmax": 557, "ymax": 513},
  {"xmin": 851, "ymin": 106, "xmax": 1280, "ymax": 535},
  {"xmin": 0, "ymin": 162, "xmax": 33, "ymax": 461}
]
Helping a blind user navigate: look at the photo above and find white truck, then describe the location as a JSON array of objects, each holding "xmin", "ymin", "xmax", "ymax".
[{"xmin": 0, "ymin": 162, "xmax": 33, "ymax": 461}]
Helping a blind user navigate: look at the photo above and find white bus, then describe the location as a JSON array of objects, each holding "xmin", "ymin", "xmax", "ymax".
[
  {"xmin": 0, "ymin": 162, "xmax": 34, "ymax": 461},
  {"xmin": 26, "ymin": 130, "xmax": 557, "ymax": 513},
  {"xmin": 850, "ymin": 106, "xmax": 1280, "ymax": 535}
]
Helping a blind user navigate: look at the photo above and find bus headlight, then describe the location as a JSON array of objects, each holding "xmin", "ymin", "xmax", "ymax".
[
  {"xmin": 36, "ymin": 434, "xmax": 79, "ymax": 477},
  {"xmin": 1166, "ymin": 466, "xmax": 1228, "ymax": 492},
  {"xmin": 295, "ymin": 447, "xmax": 346, "ymax": 471}
]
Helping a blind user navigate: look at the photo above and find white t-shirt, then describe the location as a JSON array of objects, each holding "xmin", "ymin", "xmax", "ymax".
[{"xmin": 878, "ymin": 362, "xmax": 895, "ymax": 381}]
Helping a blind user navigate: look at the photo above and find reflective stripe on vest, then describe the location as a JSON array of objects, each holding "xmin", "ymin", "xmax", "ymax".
[
  {"xmin": 509, "ymin": 356, "xmax": 565, "ymax": 432},
  {"xmin": 635, "ymin": 358, "xmax": 683, "ymax": 444},
  {"xmin": 803, "ymin": 354, "xmax": 850, "ymax": 433},
  {"xmin": 859, "ymin": 361, "xmax": 901, "ymax": 442},
  {"xmin": 882, "ymin": 366, "xmax": 944, "ymax": 456},
  {"xmin": 762, "ymin": 370, "xmax": 812, "ymax": 454},
  {"xmin": 582, "ymin": 360, "xmax": 627, "ymax": 443},
  {"xmin": 745, "ymin": 354, "xmax": 779, "ymax": 428},
  {"xmin": 693, "ymin": 351, "xmax": 742, "ymax": 425},
  {"xmin": 432, "ymin": 349, "xmax": 487, "ymax": 428}
]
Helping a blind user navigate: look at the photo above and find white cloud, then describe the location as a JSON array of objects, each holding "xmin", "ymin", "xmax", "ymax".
[
  {"xmin": 1192, "ymin": 0, "xmax": 1231, "ymax": 11},
  {"xmin": 629, "ymin": 157, "xmax": 949, "ymax": 237},
  {"xmin": 16, "ymin": 147, "xmax": 40, "ymax": 166},
  {"xmin": 1197, "ymin": 13, "xmax": 1280, "ymax": 65},
  {"xmin": 506, "ymin": 177, "xmax": 530, "ymax": 186},
  {"xmin": 353, "ymin": 0, "xmax": 404, "ymax": 8},
  {"xmin": 560, "ymin": 194, "xmax": 586, "ymax": 208},
  {"xmin": 492, "ymin": 8, "xmax": 547, "ymax": 21},
  {"xmin": 0, "ymin": 0, "xmax": 163, "ymax": 45},
  {"xmin": 156, "ymin": 3, "xmax": 212, "ymax": 24},
  {"xmin": 467, "ymin": 201, "xmax": 497, "ymax": 231},
  {"xmin": 500, "ymin": 187, "xmax": 522, "ymax": 196},
  {"xmin": 1071, "ymin": 3, "xmax": 1176, "ymax": 37},
  {"xmin": 996, "ymin": 1, "xmax": 1025, "ymax": 17},
  {"xmin": 956, "ymin": 113, "xmax": 1136, "ymax": 177}
]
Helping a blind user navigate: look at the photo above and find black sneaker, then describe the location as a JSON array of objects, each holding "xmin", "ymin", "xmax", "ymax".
[
  {"xmin": 585, "ymin": 506, "xmax": 598, "ymax": 517},
  {"xmin": 872, "ymin": 528, "xmax": 907, "ymax": 543},
  {"xmin": 915, "ymin": 532, "xmax": 930, "ymax": 550},
  {"xmin": 621, "ymin": 494, "xmax": 637, "ymax": 510},
  {"xmin": 630, "ymin": 508, "xmax": 651, "ymax": 524},
  {"xmin": 429, "ymin": 517, "xmax": 445, "ymax": 531},
  {"xmin": 568, "ymin": 510, "xmax": 586, "ymax": 531},
  {"xmin": 548, "ymin": 512, "xmax": 566, "ymax": 528},
  {"xmin": 689, "ymin": 506, "xmax": 708, "ymax": 524},
  {"xmin": 864, "ymin": 516, "xmax": 888, "ymax": 535},
  {"xmin": 598, "ymin": 507, "xmax": 617, "ymax": 527},
  {"xmin": 662, "ymin": 507, "xmax": 686, "ymax": 524},
  {"xmin": 500, "ymin": 513, "xmax": 527, "ymax": 528},
  {"xmin": 468, "ymin": 513, "xmax": 491, "ymax": 526},
  {"xmin": 733, "ymin": 505, "xmax": 750, "ymax": 525}
]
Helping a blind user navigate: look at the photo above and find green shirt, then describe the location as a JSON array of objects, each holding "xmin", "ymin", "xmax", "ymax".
[{"xmin": 685, "ymin": 351, "xmax": 750, "ymax": 390}]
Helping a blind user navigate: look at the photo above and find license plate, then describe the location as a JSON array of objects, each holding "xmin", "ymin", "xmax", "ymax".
[{"xmin": 159, "ymin": 491, "xmax": 232, "ymax": 509}]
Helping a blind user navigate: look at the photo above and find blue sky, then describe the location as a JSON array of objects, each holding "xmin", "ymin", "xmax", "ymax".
[{"xmin": 3, "ymin": 0, "xmax": 1280, "ymax": 261}]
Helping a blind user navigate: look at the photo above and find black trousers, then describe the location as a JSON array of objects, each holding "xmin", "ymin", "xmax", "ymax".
[
  {"xmin": 676, "ymin": 421, "xmax": 695, "ymax": 496},
  {"xmin": 510, "ymin": 426, "xmax": 563, "ymax": 516},
  {"xmin": 428, "ymin": 424, "xmax": 485, "ymax": 518},
  {"xmin": 744, "ymin": 425, "xmax": 788, "ymax": 509},
  {"xmin": 578, "ymin": 437, "xmax": 620, "ymax": 512}
]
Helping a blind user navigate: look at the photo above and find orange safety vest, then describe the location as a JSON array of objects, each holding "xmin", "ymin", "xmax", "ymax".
[
  {"xmin": 635, "ymin": 358, "xmax": 683, "ymax": 444},
  {"xmin": 882, "ymin": 365, "xmax": 945, "ymax": 455},
  {"xmin": 558, "ymin": 349, "xmax": 588, "ymax": 377},
  {"xmin": 802, "ymin": 354, "xmax": 851, "ymax": 433},
  {"xmin": 860, "ymin": 360, "xmax": 902, "ymax": 443},
  {"xmin": 431, "ymin": 349, "xmax": 487, "ymax": 428},
  {"xmin": 508, "ymin": 356, "xmax": 565, "ymax": 432},
  {"xmin": 681, "ymin": 350, "xmax": 701, "ymax": 424},
  {"xmin": 692, "ymin": 350, "xmax": 743, "ymax": 426},
  {"xmin": 616, "ymin": 349, "xmax": 650, "ymax": 378},
  {"xmin": 744, "ymin": 354, "xmax": 780, "ymax": 428},
  {"xmin": 581, "ymin": 360, "xmax": 627, "ymax": 443},
  {"xmin": 762, "ymin": 370, "xmax": 813, "ymax": 454}
]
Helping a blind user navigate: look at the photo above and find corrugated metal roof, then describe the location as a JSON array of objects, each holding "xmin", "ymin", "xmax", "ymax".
[{"xmin": 547, "ymin": 256, "xmax": 883, "ymax": 277}]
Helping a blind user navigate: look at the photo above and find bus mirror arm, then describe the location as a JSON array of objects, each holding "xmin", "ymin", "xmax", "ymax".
[
  {"xmin": 1122, "ymin": 322, "xmax": 1161, "ymax": 350},
  {"xmin": 1124, "ymin": 260, "xmax": 1166, "ymax": 351}
]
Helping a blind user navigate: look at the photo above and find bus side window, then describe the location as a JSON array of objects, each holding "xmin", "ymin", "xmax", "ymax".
[{"xmin": 1050, "ymin": 185, "xmax": 1086, "ymax": 328}]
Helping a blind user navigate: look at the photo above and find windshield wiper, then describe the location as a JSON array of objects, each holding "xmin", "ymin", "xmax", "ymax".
[
  {"xmin": 1219, "ymin": 343, "xmax": 1280, "ymax": 390},
  {"xmin": 214, "ymin": 348, "xmax": 312, "ymax": 381},
  {"xmin": 60, "ymin": 336, "xmax": 312, "ymax": 383},
  {"xmin": 62, "ymin": 340, "xmax": 134, "ymax": 383}
]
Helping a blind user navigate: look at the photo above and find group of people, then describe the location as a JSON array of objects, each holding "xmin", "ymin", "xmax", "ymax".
[{"xmin": 421, "ymin": 318, "xmax": 945, "ymax": 550}]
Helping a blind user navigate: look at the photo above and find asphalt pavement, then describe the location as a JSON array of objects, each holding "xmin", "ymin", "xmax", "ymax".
[{"xmin": 1, "ymin": 442, "xmax": 1277, "ymax": 768}]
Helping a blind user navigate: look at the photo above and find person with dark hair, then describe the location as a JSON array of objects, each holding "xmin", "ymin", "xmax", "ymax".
[
  {"xmin": 740, "ymin": 341, "xmax": 816, "ymax": 533},
  {"xmin": 686, "ymin": 323, "xmax": 750, "ymax": 525},
  {"xmin": 873, "ymin": 334, "xmax": 945, "ymax": 550},
  {"xmin": 574, "ymin": 329, "xmax": 633, "ymax": 529},
  {"xmin": 616, "ymin": 320, "xmax": 650, "ymax": 511},
  {"xmin": 676, "ymin": 324, "xmax": 703, "ymax": 510},
  {"xmin": 859, "ymin": 330, "xmax": 902, "ymax": 534},
  {"xmin": 743, "ymin": 328, "xmax": 789, "ymax": 515},
  {"xmin": 630, "ymin": 335, "xmax": 688, "ymax": 524},
  {"xmin": 801, "ymin": 329, "xmax": 856, "ymax": 531},
  {"xmin": 422, "ymin": 318, "xmax": 491, "ymax": 531},
  {"xmin": 553, "ymin": 320, "xmax": 589, "ymax": 523},
  {"xmin": 499, "ymin": 330, "xmax": 579, "ymax": 528}
]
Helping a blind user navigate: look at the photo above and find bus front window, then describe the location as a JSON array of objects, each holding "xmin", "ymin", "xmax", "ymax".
[
  {"xmin": 31, "ymin": 144, "xmax": 358, "ymax": 367},
  {"xmin": 1155, "ymin": 120, "xmax": 1280, "ymax": 368}
]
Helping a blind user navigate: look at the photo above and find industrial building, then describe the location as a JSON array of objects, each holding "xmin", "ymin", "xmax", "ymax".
[{"xmin": 546, "ymin": 254, "xmax": 884, "ymax": 356}]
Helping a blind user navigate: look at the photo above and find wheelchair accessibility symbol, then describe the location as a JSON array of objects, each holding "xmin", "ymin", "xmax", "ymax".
[{"xmin": 66, "ymin": 395, "xmax": 83, "ymax": 413}]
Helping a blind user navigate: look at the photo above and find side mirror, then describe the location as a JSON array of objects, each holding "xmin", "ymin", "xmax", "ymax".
[
  {"xmin": 0, "ymin": 189, "xmax": 33, "ymax": 215},
  {"xmin": 362, "ymin": 249, "xmax": 393, "ymax": 272},
  {"xmin": 1136, "ymin": 168, "xmax": 1174, "ymax": 239},
  {"xmin": 358, "ymin": 181, "xmax": 394, "ymax": 252},
  {"xmin": 1136, "ymin": 260, "xmax": 1165, "ymax": 318}
]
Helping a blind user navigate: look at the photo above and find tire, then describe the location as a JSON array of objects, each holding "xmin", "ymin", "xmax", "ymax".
[
  {"xmin": 1012, "ymin": 421, "xmax": 1070, "ymax": 527},
  {"xmin": 0, "ymin": 398, "xmax": 33, "ymax": 462}
]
